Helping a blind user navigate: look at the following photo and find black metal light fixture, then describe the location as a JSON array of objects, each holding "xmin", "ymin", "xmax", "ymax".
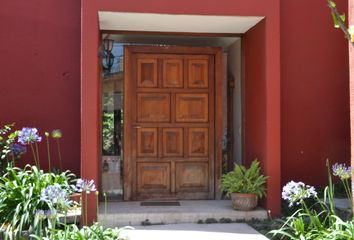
[{"xmin": 101, "ymin": 38, "xmax": 115, "ymax": 73}]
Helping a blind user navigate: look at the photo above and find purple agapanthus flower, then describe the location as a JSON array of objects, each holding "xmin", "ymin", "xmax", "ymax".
[
  {"xmin": 9, "ymin": 143, "xmax": 27, "ymax": 157},
  {"xmin": 35, "ymin": 209, "xmax": 46, "ymax": 220},
  {"xmin": 18, "ymin": 127, "xmax": 42, "ymax": 145},
  {"xmin": 332, "ymin": 163, "xmax": 351, "ymax": 180},
  {"xmin": 44, "ymin": 209, "xmax": 57, "ymax": 219},
  {"xmin": 40, "ymin": 184, "xmax": 70, "ymax": 208},
  {"xmin": 282, "ymin": 181, "xmax": 317, "ymax": 207},
  {"xmin": 76, "ymin": 179, "xmax": 96, "ymax": 194}
]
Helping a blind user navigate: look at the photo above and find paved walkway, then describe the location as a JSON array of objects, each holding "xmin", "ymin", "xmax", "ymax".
[{"xmin": 121, "ymin": 223, "xmax": 269, "ymax": 240}]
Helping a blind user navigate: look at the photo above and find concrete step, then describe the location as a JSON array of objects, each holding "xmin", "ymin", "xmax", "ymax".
[
  {"xmin": 333, "ymin": 198, "xmax": 351, "ymax": 210},
  {"xmin": 98, "ymin": 200, "xmax": 268, "ymax": 227}
]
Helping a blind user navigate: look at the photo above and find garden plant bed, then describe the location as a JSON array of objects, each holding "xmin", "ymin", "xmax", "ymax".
[{"xmin": 0, "ymin": 125, "xmax": 128, "ymax": 240}]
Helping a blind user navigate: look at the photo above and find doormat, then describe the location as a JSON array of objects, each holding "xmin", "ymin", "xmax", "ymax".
[{"xmin": 141, "ymin": 201, "xmax": 180, "ymax": 206}]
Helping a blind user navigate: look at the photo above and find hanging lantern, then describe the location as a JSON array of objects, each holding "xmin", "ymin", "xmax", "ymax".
[{"xmin": 102, "ymin": 39, "xmax": 115, "ymax": 73}]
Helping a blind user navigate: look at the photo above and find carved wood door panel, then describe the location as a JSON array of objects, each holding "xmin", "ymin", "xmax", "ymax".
[{"xmin": 124, "ymin": 46, "xmax": 220, "ymax": 200}]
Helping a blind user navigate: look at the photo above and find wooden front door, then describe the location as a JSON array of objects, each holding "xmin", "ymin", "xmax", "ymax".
[{"xmin": 124, "ymin": 46, "xmax": 222, "ymax": 200}]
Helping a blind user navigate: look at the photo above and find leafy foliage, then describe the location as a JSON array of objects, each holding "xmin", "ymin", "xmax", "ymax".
[
  {"xmin": 221, "ymin": 159, "xmax": 268, "ymax": 198},
  {"xmin": 102, "ymin": 112, "xmax": 115, "ymax": 155},
  {"xmin": 0, "ymin": 123, "xmax": 18, "ymax": 173},
  {"xmin": 269, "ymin": 160, "xmax": 354, "ymax": 240},
  {"xmin": 0, "ymin": 165, "xmax": 76, "ymax": 236},
  {"xmin": 269, "ymin": 210, "xmax": 354, "ymax": 239},
  {"xmin": 327, "ymin": 0, "xmax": 354, "ymax": 44},
  {"xmin": 0, "ymin": 124, "xmax": 128, "ymax": 239},
  {"xmin": 328, "ymin": 0, "xmax": 345, "ymax": 28},
  {"xmin": 33, "ymin": 223, "xmax": 130, "ymax": 240}
]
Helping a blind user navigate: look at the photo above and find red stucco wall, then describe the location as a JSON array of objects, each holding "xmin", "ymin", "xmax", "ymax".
[
  {"xmin": 280, "ymin": 0, "xmax": 350, "ymax": 186},
  {"xmin": 0, "ymin": 1, "xmax": 81, "ymax": 175},
  {"xmin": 244, "ymin": 20, "xmax": 266, "ymax": 169},
  {"xmin": 244, "ymin": 20, "xmax": 268, "ymax": 207}
]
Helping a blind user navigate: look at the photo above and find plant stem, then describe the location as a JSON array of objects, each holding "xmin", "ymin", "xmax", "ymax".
[
  {"xmin": 30, "ymin": 143, "xmax": 38, "ymax": 167},
  {"xmin": 96, "ymin": 192, "xmax": 99, "ymax": 221},
  {"xmin": 39, "ymin": 219, "xmax": 42, "ymax": 240},
  {"xmin": 51, "ymin": 218, "xmax": 55, "ymax": 236},
  {"xmin": 74, "ymin": 210, "xmax": 77, "ymax": 227},
  {"xmin": 35, "ymin": 142, "xmax": 40, "ymax": 169},
  {"xmin": 104, "ymin": 193, "xmax": 107, "ymax": 216},
  {"xmin": 75, "ymin": 194, "xmax": 82, "ymax": 226},
  {"xmin": 64, "ymin": 210, "xmax": 67, "ymax": 240},
  {"xmin": 327, "ymin": 0, "xmax": 354, "ymax": 45},
  {"xmin": 11, "ymin": 153, "xmax": 15, "ymax": 168},
  {"xmin": 85, "ymin": 193, "xmax": 88, "ymax": 226},
  {"xmin": 342, "ymin": 179, "xmax": 352, "ymax": 210},
  {"xmin": 45, "ymin": 135, "xmax": 51, "ymax": 172},
  {"xmin": 301, "ymin": 200, "xmax": 322, "ymax": 230},
  {"xmin": 326, "ymin": 159, "xmax": 336, "ymax": 214},
  {"xmin": 315, "ymin": 196, "xmax": 327, "ymax": 212},
  {"xmin": 56, "ymin": 139, "xmax": 63, "ymax": 172}
]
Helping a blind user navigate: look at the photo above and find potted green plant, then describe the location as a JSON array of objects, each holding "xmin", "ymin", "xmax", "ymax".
[{"xmin": 221, "ymin": 159, "xmax": 269, "ymax": 211}]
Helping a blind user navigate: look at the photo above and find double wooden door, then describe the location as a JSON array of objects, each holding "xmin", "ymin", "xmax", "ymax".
[{"xmin": 124, "ymin": 46, "xmax": 221, "ymax": 200}]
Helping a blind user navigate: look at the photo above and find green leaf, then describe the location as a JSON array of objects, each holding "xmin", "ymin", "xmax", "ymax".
[
  {"xmin": 0, "ymin": 165, "xmax": 77, "ymax": 236},
  {"xmin": 339, "ymin": 14, "xmax": 345, "ymax": 22},
  {"xmin": 332, "ymin": 12, "xmax": 340, "ymax": 28},
  {"xmin": 221, "ymin": 159, "xmax": 268, "ymax": 198},
  {"xmin": 328, "ymin": 0, "xmax": 336, "ymax": 8}
]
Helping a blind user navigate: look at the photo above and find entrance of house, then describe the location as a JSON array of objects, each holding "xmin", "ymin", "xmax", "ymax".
[
  {"xmin": 123, "ymin": 46, "xmax": 222, "ymax": 200},
  {"xmin": 100, "ymin": 36, "xmax": 243, "ymax": 202}
]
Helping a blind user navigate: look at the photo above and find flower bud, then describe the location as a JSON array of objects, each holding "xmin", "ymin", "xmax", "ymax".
[{"xmin": 51, "ymin": 129, "xmax": 62, "ymax": 139}]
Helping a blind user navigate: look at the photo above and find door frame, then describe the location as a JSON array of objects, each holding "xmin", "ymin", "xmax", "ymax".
[{"xmin": 123, "ymin": 45, "xmax": 224, "ymax": 200}]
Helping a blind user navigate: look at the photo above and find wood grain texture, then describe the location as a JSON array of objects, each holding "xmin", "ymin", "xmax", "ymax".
[
  {"xmin": 175, "ymin": 94, "xmax": 209, "ymax": 122},
  {"xmin": 163, "ymin": 58, "xmax": 184, "ymax": 88},
  {"xmin": 176, "ymin": 162, "xmax": 209, "ymax": 192},
  {"xmin": 137, "ymin": 128, "xmax": 158, "ymax": 157},
  {"xmin": 124, "ymin": 45, "xmax": 222, "ymax": 200},
  {"xmin": 137, "ymin": 162, "xmax": 171, "ymax": 193},
  {"xmin": 137, "ymin": 93, "xmax": 171, "ymax": 122},
  {"xmin": 137, "ymin": 58, "xmax": 158, "ymax": 88},
  {"xmin": 188, "ymin": 59, "xmax": 209, "ymax": 88},
  {"xmin": 215, "ymin": 50, "xmax": 223, "ymax": 199},
  {"xmin": 188, "ymin": 128, "xmax": 209, "ymax": 157},
  {"xmin": 162, "ymin": 128, "xmax": 184, "ymax": 157},
  {"xmin": 123, "ymin": 47, "xmax": 132, "ymax": 200}
]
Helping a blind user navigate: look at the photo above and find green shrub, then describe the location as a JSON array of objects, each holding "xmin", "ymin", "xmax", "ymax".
[
  {"xmin": 0, "ymin": 165, "xmax": 76, "ymax": 237},
  {"xmin": 221, "ymin": 159, "xmax": 268, "ymax": 198},
  {"xmin": 34, "ymin": 223, "xmax": 130, "ymax": 240},
  {"xmin": 269, "ymin": 160, "xmax": 354, "ymax": 240}
]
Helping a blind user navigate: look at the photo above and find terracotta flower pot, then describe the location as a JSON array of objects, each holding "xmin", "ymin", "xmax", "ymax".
[
  {"xmin": 70, "ymin": 193, "xmax": 81, "ymax": 204},
  {"xmin": 230, "ymin": 193, "xmax": 258, "ymax": 211}
]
